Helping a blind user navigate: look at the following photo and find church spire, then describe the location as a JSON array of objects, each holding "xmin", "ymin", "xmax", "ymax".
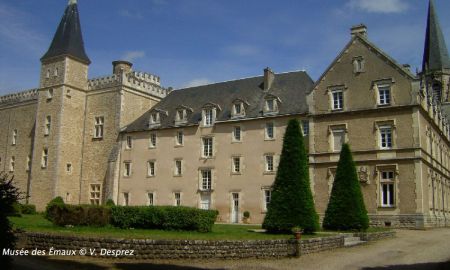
[
  {"xmin": 41, "ymin": 0, "xmax": 90, "ymax": 64},
  {"xmin": 422, "ymin": 0, "xmax": 450, "ymax": 72}
]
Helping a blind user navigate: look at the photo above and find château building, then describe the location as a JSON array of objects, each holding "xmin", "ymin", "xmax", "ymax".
[{"xmin": 1, "ymin": 0, "xmax": 449, "ymax": 228}]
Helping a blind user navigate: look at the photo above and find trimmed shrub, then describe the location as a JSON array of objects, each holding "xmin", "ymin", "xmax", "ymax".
[
  {"xmin": 323, "ymin": 144, "xmax": 369, "ymax": 231},
  {"xmin": 111, "ymin": 206, "xmax": 218, "ymax": 232},
  {"xmin": 263, "ymin": 119, "xmax": 319, "ymax": 234},
  {"xmin": 48, "ymin": 204, "xmax": 111, "ymax": 227},
  {"xmin": 20, "ymin": 204, "xmax": 37, "ymax": 215},
  {"xmin": 7, "ymin": 202, "xmax": 22, "ymax": 217},
  {"xmin": 45, "ymin": 196, "xmax": 65, "ymax": 221}
]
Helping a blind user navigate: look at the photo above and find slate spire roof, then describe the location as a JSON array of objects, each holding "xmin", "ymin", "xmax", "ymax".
[
  {"xmin": 422, "ymin": 0, "xmax": 450, "ymax": 72},
  {"xmin": 41, "ymin": 0, "xmax": 90, "ymax": 64}
]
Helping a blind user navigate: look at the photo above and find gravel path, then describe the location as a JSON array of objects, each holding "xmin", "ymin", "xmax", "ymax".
[{"xmin": 9, "ymin": 228, "xmax": 450, "ymax": 270}]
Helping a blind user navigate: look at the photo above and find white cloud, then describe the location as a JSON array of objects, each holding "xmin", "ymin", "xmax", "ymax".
[
  {"xmin": 183, "ymin": 78, "xmax": 212, "ymax": 88},
  {"xmin": 121, "ymin": 51, "xmax": 146, "ymax": 62},
  {"xmin": 347, "ymin": 0, "xmax": 409, "ymax": 13}
]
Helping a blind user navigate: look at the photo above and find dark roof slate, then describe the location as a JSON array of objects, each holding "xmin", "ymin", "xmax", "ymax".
[
  {"xmin": 125, "ymin": 71, "xmax": 314, "ymax": 132},
  {"xmin": 41, "ymin": 1, "xmax": 90, "ymax": 64},
  {"xmin": 422, "ymin": 0, "xmax": 450, "ymax": 72}
]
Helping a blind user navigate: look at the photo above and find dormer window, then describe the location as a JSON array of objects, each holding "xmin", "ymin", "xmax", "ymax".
[
  {"xmin": 177, "ymin": 109, "xmax": 186, "ymax": 122},
  {"xmin": 266, "ymin": 99, "xmax": 275, "ymax": 111},
  {"xmin": 263, "ymin": 95, "xmax": 280, "ymax": 115},
  {"xmin": 201, "ymin": 103, "xmax": 220, "ymax": 127},
  {"xmin": 231, "ymin": 99, "xmax": 247, "ymax": 119},
  {"xmin": 149, "ymin": 112, "xmax": 160, "ymax": 127},
  {"xmin": 174, "ymin": 106, "xmax": 192, "ymax": 126},
  {"xmin": 234, "ymin": 103, "xmax": 242, "ymax": 115}
]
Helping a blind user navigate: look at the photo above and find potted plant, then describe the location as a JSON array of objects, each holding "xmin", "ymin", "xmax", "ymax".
[
  {"xmin": 291, "ymin": 226, "xmax": 303, "ymax": 240},
  {"xmin": 243, "ymin": 211, "xmax": 250, "ymax": 224}
]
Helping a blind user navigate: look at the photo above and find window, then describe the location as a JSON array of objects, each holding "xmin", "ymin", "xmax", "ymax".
[
  {"xmin": 12, "ymin": 129, "xmax": 17, "ymax": 145},
  {"xmin": 123, "ymin": 193, "xmax": 129, "ymax": 206},
  {"xmin": 332, "ymin": 90, "xmax": 343, "ymax": 110},
  {"xmin": 174, "ymin": 192, "xmax": 181, "ymax": 206},
  {"xmin": 378, "ymin": 85, "xmax": 391, "ymax": 105},
  {"xmin": 234, "ymin": 103, "xmax": 242, "ymax": 115},
  {"xmin": 45, "ymin": 116, "xmax": 51, "ymax": 136},
  {"xmin": 266, "ymin": 99, "xmax": 275, "ymax": 112},
  {"xmin": 380, "ymin": 171, "xmax": 395, "ymax": 207},
  {"xmin": 332, "ymin": 129, "xmax": 345, "ymax": 151},
  {"xmin": 54, "ymin": 68, "xmax": 59, "ymax": 77},
  {"xmin": 149, "ymin": 133, "xmax": 157, "ymax": 148},
  {"xmin": 149, "ymin": 112, "xmax": 160, "ymax": 126},
  {"xmin": 265, "ymin": 155, "xmax": 274, "ymax": 172},
  {"xmin": 147, "ymin": 161, "xmax": 155, "ymax": 177},
  {"xmin": 148, "ymin": 193, "xmax": 154, "ymax": 206},
  {"xmin": 66, "ymin": 163, "xmax": 72, "ymax": 173},
  {"xmin": 201, "ymin": 170, "xmax": 212, "ymax": 190},
  {"xmin": 432, "ymin": 82, "xmax": 442, "ymax": 104},
  {"xmin": 263, "ymin": 189, "xmax": 272, "ymax": 211},
  {"xmin": 94, "ymin": 117, "xmax": 104, "ymax": 138},
  {"xmin": 124, "ymin": 161, "xmax": 131, "ymax": 177},
  {"xmin": 202, "ymin": 137, "xmax": 213, "ymax": 158},
  {"xmin": 90, "ymin": 184, "xmax": 101, "ymax": 205},
  {"xmin": 42, "ymin": 148, "xmax": 48, "ymax": 168},
  {"xmin": 265, "ymin": 122, "xmax": 274, "ymax": 139},
  {"xmin": 176, "ymin": 131, "xmax": 183, "ymax": 146},
  {"xmin": 175, "ymin": 160, "xmax": 182, "ymax": 176},
  {"xmin": 380, "ymin": 126, "xmax": 392, "ymax": 149},
  {"xmin": 233, "ymin": 126, "xmax": 241, "ymax": 142},
  {"xmin": 302, "ymin": 120, "xmax": 309, "ymax": 136},
  {"xmin": 26, "ymin": 155, "xmax": 31, "ymax": 171},
  {"xmin": 353, "ymin": 57, "xmax": 365, "ymax": 73},
  {"xmin": 176, "ymin": 109, "xmax": 186, "ymax": 122},
  {"xmin": 9, "ymin": 156, "xmax": 15, "ymax": 172},
  {"xmin": 204, "ymin": 108, "xmax": 213, "ymax": 126},
  {"xmin": 47, "ymin": 88, "xmax": 53, "ymax": 100},
  {"xmin": 232, "ymin": 157, "xmax": 241, "ymax": 173},
  {"xmin": 126, "ymin": 136, "xmax": 132, "ymax": 149}
]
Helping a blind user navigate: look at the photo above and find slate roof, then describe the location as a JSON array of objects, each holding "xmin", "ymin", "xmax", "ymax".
[
  {"xmin": 125, "ymin": 71, "xmax": 314, "ymax": 132},
  {"xmin": 41, "ymin": 1, "xmax": 90, "ymax": 64},
  {"xmin": 422, "ymin": 0, "xmax": 450, "ymax": 72}
]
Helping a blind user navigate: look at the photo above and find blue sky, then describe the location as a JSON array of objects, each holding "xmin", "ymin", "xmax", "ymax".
[{"xmin": 0, "ymin": 0, "xmax": 449, "ymax": 95}]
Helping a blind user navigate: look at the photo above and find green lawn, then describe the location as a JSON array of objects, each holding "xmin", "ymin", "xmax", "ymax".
[{"xmin": 9, "ymin": 214, "xmax": 330, "ymax": 240}]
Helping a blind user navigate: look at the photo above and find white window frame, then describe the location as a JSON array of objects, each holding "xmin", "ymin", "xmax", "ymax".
[
  {"xmin": 174, "ymin": 192, "xmax": 181, "ymax": 206},
  {"xmin": 147, "ymin": 160, "xmax": 155, "ymax": 177},
  {"xmin": 176, "ymin": 131, "xmax": 183, "ymax": 146},
  {"xmin": 380, "ymin": 171, "xmax": 395, "ymax": 207},
  {"xmin": 378, "ymin": 84, "xmax": 391, "ymax": 106},
  {"xmin": 203, "ymin": 108, "xmax": 214, "ymax": 126},
  {"xmin": 331, "ymin": 90, "xmax": 343, "ymax": 110},
  {"xmin": 175, "ymin": 159, "xmax": 182, "ymax": 176},
  {"xmin": 232, "ymin": 156, "xmax": 241, "ymax": 173},
  {"xmin": 176, "ymin": 109, "xmax": 186, "ymax": 122},
  {"xmin": 265, "ymin": 122, "xmax": 275, "ymax": 140},
  {"xmin": 148, "ymin": 192, "xmax": 154, "ymax": 206},
  {"xmin": 90, "ymin": 184, "xmax": 101, "ymax": 205},
  {"xmin": 201, "ymin": 169, "xmax": 212, "ymax": 191},
  {"xmin": 263, "ymin": 189, "xmax": 272, "ymax": 211},
  {"xmin": 94, "ymin": 116, "xmax": 104, "ymax": 139},
  {"xmin": 379, "ymin": 125, "xmax": 393, "ymax": 149},
  {"xmin": 202, "ymin": 137, "xmax": 213, "ymax": 158},
  {"xmin": 149, "ymin": 133, "xmax": 157, "ymax": 148},
  {"xmin": 123, "ymin": 161, "xmax": 132, "ymax": 177},
  {"xmin": 233, "ymin": 126, "xmax": 242, "ymax": 142},
  {"xmin": 45, "ymin": 116, "xmax": 51, "ymax": 136},
  {"xmin": 265, "ymin": 155, "xmax": 274, "ymax": 172},
  {"xmin": 41, "ymin": 148, "xmax": 48, "ymax": 168},
  {"xmin": 149, "ymin": 112, "xmax": 160, "ymax": 126}
]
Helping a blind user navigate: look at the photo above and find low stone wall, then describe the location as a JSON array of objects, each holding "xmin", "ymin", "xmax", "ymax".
[
  {"xmin": 16, "ymin": 231, "xmax": 395, "ymax": 259},
  {"xmin": 354, "ymin": 231, "xmax": 395, "ymax": 241}
]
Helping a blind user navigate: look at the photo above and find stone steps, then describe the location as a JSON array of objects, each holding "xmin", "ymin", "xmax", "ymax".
[{"xmin": 344, "ymin": 236, "xmax": 366, "ymax": 247}]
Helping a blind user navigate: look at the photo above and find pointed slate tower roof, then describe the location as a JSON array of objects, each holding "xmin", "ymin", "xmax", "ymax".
[
  {"xmin": 422, "ymin": 0, "xmax": 450, "ymax": 72},
  {"xmin": 41, "ymin": 0, "xmax": 90, "ymax": 64}
]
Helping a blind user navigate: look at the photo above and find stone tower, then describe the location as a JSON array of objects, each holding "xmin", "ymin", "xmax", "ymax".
[
  {"xmin": 30, "ymin": 0, "xmax": 90, "ymax": 207},
  {"xmin": 421, "ymin": 0, "xmax": 450, "ymax": 104}
]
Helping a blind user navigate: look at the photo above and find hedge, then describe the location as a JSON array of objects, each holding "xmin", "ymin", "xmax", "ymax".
[
  {"xmin": 47, "ymin": 204, "xmax": 111, "ymax": 227},
  {"xmin": 111, "ymin": 206, "xmax": 218, "ymax": 232},
  {"xmin": 45, "ymin": 196, "xmax": 65, "ymax": 221}
]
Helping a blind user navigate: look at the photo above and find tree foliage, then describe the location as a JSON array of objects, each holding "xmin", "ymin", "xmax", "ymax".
[
  {"xmin": 323, "ymin": 144, "xmax": 369, "ymax": 231},
  {"xmin": 262, "ymin": 119, "xmax": 319, "ymax": 234}
]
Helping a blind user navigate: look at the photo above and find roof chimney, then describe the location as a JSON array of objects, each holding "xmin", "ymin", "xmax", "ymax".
[
  {"xmin": 351, "ymin": 24, "xmax": 367, "ymax": 38},
  {"xmin": 264, "ymin": 67, "xmax": 275, "ymax": 91},
  {"xmin": 112, "ymin": 60, "xmax": 133, "ymax": 74}
]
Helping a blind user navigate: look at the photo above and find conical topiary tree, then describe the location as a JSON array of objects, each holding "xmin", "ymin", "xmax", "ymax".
[
  {"xmin": 323, "ymin": 143, "xmax": 369, "ymax": 231},
  {"xmin": 262, "ymin": 119, "xmax": 319, "ymax": 234}
]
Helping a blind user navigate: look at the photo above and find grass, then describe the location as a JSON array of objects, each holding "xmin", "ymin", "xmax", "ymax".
[{"xmin": 9, "ymin": 214, "xmax": 331, "ymax": 240}]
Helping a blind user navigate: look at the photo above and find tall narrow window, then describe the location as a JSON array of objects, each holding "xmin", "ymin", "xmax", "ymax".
[
  {"xmin": 174, "ymin": 193, "xmax": 181, "ymax": 206},
  {"xmin": 263, "ymin": 189, "xmax": 272, "ymax": 211},
  {"xmin": 123, "ymin": 193, "xmax": 129, "ymax": 206},
  {"xmin": 42, "ymin": 148, "xmax": 48, "ymax": 168},
  {"xmin": 380, "ymin": 126, "xmax": 392, "ymax": 149},
  {"xmin": 149, "ymin": 133, "xmax": 157, "ymax": 148},
  {"xmin": 124, "ymin": 161, "xmax": 131, "ymax": 177},
  {"xmin": 302, "ymin": 120, "xmax": 309, "ymax": 136},
  {"xmin": 380, "ymin": 171, "xmax": 395, "ymax": 207},
  {"xmin": 232, "ymin": 157, "xmax": 241, "ymax": 173},
  {"xmin": 94, "ymin": 117, "xmax": 104, "ymax": 138},
  {"xmin": 332, "ymin": 129, "xmax": 345, "ymax": 151},
  {"xmin": 234, "ymin": 103, "xmax": 242, "ymax": 115},
  {"xmin": 176, "ymin": 109, "xmax": 186, "ymax": 122},
  {"xmin": 265, "ymin": 155, "xmax": 274, "ymax": 172},
  {"xmin": 201, "ymin": 170, "xmax": 212, "ymax": 190},
  {"xmin": 147, "ymin": 161, "xmax": 155, "ymax": 177},
  {"xmin": 202, "ymin": 137, "xmax": 213, "ymax": 158},
  {"xmin": 126, "ymin": 136, "xmax": 132, "ymax": 149},
  {"xmin": 175, "ymin": 160, "xmax": 182, "ymax": 176},
  {"xmin": 266, "ymin": 99, "xmax": 275, "ymax": 112},
  {"xmin": 26, "ymin": 155, "xmax": 31, "ymax": 171},
  {"xmin": 66, "ymin": 163, "xmax": 72, "ymax": 173},
  {"xmin": 47, "ymin": 88, "xmax": 54, "ymax": 100},
  {"xmin": 265, "ymin": 122, "xmax": 274, "ymax": 139},
  {"xmin": 176, "ymin": 131, "xmax": 183, "ymax": 145},
  {"xmin": 332, "ymin": 90, "xmax": 343, "ymax": 110},
  {"xmin": 233, "ymin": 126, "xmax": 241, "ymax": 141},
  {"xmin": 9, "ymin": 156, "xmax": 15, "ymax": 172},
  {"xmin": 378, "ymin": 85, "xmax": 391, "ymax": 105},
  {"xmin": 204, "ymin": 108, "xmax": 213, "ymax": 126},
  {"xmin": 45, "ymin": 116, "xmax": 51, "ymax": 136},
  {"xmin": 148, "ymin": 193, "xmax": 154, "ymax": 206},
  {"xmin": 90, "ymin": 184, "xmax": 101, "ymax": 205},
  {"xmin": 12, "ymin": 129, "xmax": 17, "ymax": 145}
]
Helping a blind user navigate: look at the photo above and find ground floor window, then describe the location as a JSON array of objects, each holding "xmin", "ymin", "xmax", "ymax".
[
  {"xmin": 90, "ymin": 184, "xmax": 101, "ymax": 205},
  {"xmin": 380, "ymin": 171, "xmax": 395, "ymax": 207},
  {"xmin": 148, "ymin": 192, "xmax": 154, "ymax": 206},
  {"xmin": 174, "ymin": 192, "xmax": 181, "ymax": 206}
]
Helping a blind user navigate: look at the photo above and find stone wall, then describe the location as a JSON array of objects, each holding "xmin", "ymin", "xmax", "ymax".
[{"xmin": 17, "ymin": 231, "xmax": 395, "ymax": 259}]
